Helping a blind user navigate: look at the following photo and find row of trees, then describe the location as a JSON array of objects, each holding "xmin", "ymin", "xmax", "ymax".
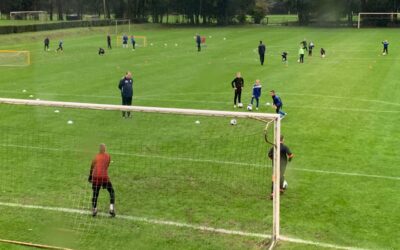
[{"xmin": 1, "ymin": 0, "xmax": 400, "ymax": 25}]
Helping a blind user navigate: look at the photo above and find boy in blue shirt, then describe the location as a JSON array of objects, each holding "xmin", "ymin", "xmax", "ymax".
[
  {"xmin": 122, "ymin": 34, "xmax": 128, "ymax": 48},
  {"xmin": 56, "ymin": 40, "xmax": 63, "ymax": 52},
  {"xmin": 250, "ymin": 79, "xmax": 262, "ymax": 110},
  {"xmin": 382, "ymin": 40, "xmax": 389, "ymax": 55},
  {"xmin": 270, "ymin": 90, "xmax": 286, "ymax": 118}
]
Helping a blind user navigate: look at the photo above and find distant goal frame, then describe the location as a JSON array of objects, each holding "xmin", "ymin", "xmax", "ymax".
[
  {"xmin": 357, "ymin": 12, "xmax": 400, "ymax": 28},
  {"xmin": 0, "ymin": 50, "xmax": 31, "ymax": 67},
  {"xmin": 10, "ymin": 11, "xmax": 48, "ymax": 21}
]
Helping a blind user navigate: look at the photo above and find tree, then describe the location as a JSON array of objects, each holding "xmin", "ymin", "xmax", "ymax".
[{"xmin": 251, "ymin": 0, "xmax": 268, "ymax": 24}]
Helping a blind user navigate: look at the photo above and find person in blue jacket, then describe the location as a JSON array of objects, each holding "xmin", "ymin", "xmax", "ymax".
[
  {"xmin": 118, "ymin": 72, "xmax": 133, "ymax": 118},
  {"xmin": 250, "ymin": 80, "xmax": 262, "ymax": 110},
  {"xmin": 270, "ymin": 90, "xmax": 287, "ymax": 118}
]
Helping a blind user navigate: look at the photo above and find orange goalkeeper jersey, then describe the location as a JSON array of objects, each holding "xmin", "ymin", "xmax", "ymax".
[{"xmin": 91, "ymin": 153, "xmax": 111, "ymax": 183}]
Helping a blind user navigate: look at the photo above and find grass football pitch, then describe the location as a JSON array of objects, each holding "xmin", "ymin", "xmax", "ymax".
[{"xmin": 0, "ymin": 25, "xmax": 399, "ymax": 250}]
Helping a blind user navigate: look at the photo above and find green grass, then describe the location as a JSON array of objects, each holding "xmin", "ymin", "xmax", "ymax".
[{"xmin": 0, "ymin": 24, "xmax": 399, "ymax": 250}]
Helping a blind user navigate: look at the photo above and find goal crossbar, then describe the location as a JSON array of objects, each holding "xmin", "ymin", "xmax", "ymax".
[
  {"xmin": 357, "ymin": 12, "xmax": 400, "ymax": 28},
  {"xmin": 0, "ymin": 98, "xmax": 280, "ymax": 120}
]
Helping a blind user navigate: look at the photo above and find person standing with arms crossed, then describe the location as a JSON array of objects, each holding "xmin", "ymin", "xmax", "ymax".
[
  {"xmin": 231, "ymin": 72, "xmax": 244, "ymax": 108},
  {"xmin": 88, "ymin": 143, "xmax": 116, "ymax": 217},
  {"xmin": 258, "ymin": 41, "xmax": 266, "ymax": 66},
  {"xmin": 118, "ymin": 72, "xmax": 133, "ymax": 118}
]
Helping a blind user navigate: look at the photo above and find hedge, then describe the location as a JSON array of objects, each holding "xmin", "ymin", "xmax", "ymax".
[{"xmin": 0, "ymin": 20, "xmax": 115, "ymax": 35}]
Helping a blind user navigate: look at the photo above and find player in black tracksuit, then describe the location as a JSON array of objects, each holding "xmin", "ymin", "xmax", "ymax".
[
  {"xmin": 231, "ymin": 72, "xmax": 244, "ymax": 108},
  {"xmin": 196, "ymin": 34, "xmax": 201, "ymax": 52},
  {"xmin": 258, "ymin": 41, "xmax": 266, "ymax": 65},
  {"xmin": 107, "ymin": 35, "xmax": 112, "ymax": 49},
  {"xmin": 118, "ymin": 72, "xmax": 133, "ymax": 118},
  {"xmin": 44, "ymin": 37, "xmax": 50, "ymax": 51}
]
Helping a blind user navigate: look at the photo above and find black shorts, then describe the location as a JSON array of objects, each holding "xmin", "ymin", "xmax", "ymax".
[{"xmin": 92, "ymin": 181, "xmax": 113, "ymax": 190}]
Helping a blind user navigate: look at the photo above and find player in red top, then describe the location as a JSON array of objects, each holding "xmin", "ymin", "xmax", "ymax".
[{"xmin": 88, "ymin": 143, "xmax": 115, "ymax": 217}]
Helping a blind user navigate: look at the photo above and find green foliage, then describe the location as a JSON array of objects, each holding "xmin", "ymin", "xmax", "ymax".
[{"xmin": 251, "ymin": 0, "xmax": 269, "ymax": 24}]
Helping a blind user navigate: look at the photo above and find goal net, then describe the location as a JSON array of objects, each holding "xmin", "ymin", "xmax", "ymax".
[
  {"xmin": 357, "ymin": 12, "xmax": 400, "ymax": 28},
  {"xmin": 0, "ymin": 50, "xmax": 30, "ymax": 67},
  {"xmin": 0, "ymin": 98, "xmax": 281, "ymax": 249},
  {"xmin": 116, "ymin": 35, "xmax": 147, "ymax": 48}
]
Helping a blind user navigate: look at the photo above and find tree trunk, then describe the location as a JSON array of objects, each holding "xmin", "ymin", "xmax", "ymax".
[
  {"xmin": 347, "ymin": 0, "xmax": 353, "ymax": 27},
  {"xmin": 49, "ymin": 0, "xmax": 53, "ymax": 21},
  {"xmin": 56, "ymin": 0, "xmax": 63, "ymax": 21}
]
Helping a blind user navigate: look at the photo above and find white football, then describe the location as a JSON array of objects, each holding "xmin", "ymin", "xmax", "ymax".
[
  {"xmin": 247, "ymin": 104, "xmax": 252, "ymax": 111},
  {"xmin": 230, "ymin": 119, "xmax": 237, "ymax": 125},
  {"xmin": 266, "ymin": 102, "xmax": 271, "ymax": 106},
  {"xmin": 238, "ymin": 103, "xmax": 243, "ymax": 108},
  {"xmin": 195, "ymin": 120, "xmax": 200, "ymax": 124}
]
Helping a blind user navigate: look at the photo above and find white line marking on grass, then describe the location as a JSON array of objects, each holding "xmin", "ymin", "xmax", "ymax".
[
  {"xmin": 0, "ymin": 144, "xmax": 399, "ymax": 182},
  {"xmin": 279, "ymin": 236, "xmax": 367, "ymax": 250},
  {"xmin": 291, "ymin": 167, "xmax": 400, "ymax": 181},
  {"xmin": 288, "ymin": 105, "xmax": 400, "ymax": 113},
  {"xmin": 281, "ymin": 92, "xmax": 400, "ymax": 107},
  {"xmin": 0, "ymin": 202, "xmax": 368, "ymax": 250}
]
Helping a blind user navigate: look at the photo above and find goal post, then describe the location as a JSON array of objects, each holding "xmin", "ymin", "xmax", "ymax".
[
  {"xmin": 357, "ymin": 12, "xmax": 400, "ymax": 28},
  {"xmin": 112, "ymin": 19, "xmax": 131, "ymax": 35},
  {"xmin": 0, "ymin": 50, "xmax": 30, "ymax": 67},
  {"xmin": 0, "ymin": 98, "xmax": 282, "ymax": 247}
]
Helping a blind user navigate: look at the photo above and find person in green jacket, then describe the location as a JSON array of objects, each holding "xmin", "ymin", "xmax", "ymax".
[{"xmin": 298, "ymin": 46, "xmax": 305, "ymax": 63}]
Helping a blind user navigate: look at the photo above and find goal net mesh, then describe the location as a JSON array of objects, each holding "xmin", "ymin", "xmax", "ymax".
[
  {"xmin": 0, "ymin": 99, "xmax": 278, "ymax": 249},
  {"xmin": 0, "ymin": 50, "xmax": 30, "ymax": 67}
]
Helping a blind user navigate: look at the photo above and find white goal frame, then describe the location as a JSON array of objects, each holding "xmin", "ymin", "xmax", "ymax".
[
  {"xmin": 10, "ymin": 11, "xmax": 48, "ymax": 21},
  {"xmin": 0, "ymin": 97, "xmax": 282, "ymax": 247},
  {"xmin": 113, "ymin": 19, "xmax": 131, "ymax": 35},
  {"xmin": 357, "ymin": 12, "xmax": 400, "ymax": 29}
]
